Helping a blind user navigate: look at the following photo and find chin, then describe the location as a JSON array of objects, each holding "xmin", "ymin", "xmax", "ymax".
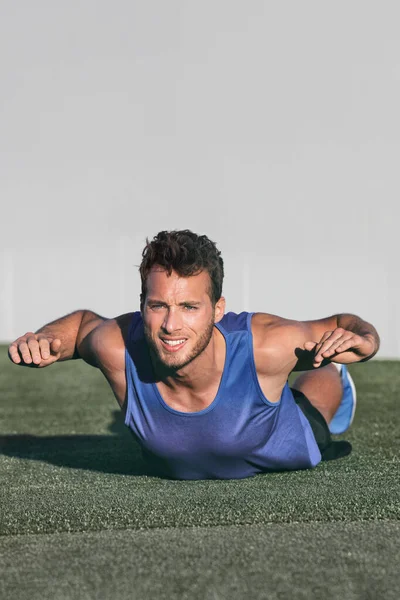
[
  {"xmin": 144, "ymin": 319, "xmax": 215, "ymax": 372},
  {"xmin": 157, "ymin": 347, "xmax": 196, "ymax": 371}
]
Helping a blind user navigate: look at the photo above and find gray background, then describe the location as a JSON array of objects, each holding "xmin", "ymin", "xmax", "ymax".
[{"xmin": 1, "ymin": 1, "xmax": 398, "ymax": 356}]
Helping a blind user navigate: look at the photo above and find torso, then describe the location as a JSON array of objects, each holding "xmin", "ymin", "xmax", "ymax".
[{"xmin": 93, "ymin": 312, "xmax": 299, "ymax": 411}]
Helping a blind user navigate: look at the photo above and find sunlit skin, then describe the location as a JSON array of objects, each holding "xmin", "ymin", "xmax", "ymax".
[{"xmin": 142, "ymin": 266, "xmax": 226, "ymax": 392}]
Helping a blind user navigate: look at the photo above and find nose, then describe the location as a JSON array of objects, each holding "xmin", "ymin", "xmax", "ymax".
[{"xmin": 162, "ymin": 308, "xmax": 182, "ymax": 333}]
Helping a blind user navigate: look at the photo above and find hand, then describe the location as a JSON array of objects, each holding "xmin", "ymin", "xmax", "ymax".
[
  {"xmin": 303, "ymin": 328, "xmax": 375, "ymax": 368},
  {"xmin": 8, "ymin": 332, "xmax": 62, "ymax": 368}
]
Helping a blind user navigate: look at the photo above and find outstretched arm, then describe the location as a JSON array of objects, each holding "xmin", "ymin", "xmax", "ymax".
[
  {"xmin": 8, "ymin": 310, "xmax": 106, "ymax": 368},
  {"xmin": 296, "ymin": 313, "xmax": 380, "ymax": 370}
]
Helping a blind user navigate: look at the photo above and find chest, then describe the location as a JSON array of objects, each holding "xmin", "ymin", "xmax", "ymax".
[
  {"xmin": 129, "ymin": 366, "xmax": 284, "ymax": 457},
  {"xmin": 139, "ymin": 391, "xmax": 279, "ymax": 461},
  {"xmin": 154, "ymin": 380, "xmax": 221, "ymax": 413}
]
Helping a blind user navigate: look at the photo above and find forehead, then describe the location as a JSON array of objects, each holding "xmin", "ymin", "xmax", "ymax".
[{"xmin": 146, "ymin": 267, "xmax": 211, "ymax": 299}]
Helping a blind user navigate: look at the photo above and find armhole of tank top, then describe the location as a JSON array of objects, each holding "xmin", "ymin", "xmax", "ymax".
[
  {"xmin": 124, "ymin": 312, "xmax": 141, "ymax": 426},
  {"xmin": 246, "ymin": 312, "xmax": 282, "ymax": 407}
]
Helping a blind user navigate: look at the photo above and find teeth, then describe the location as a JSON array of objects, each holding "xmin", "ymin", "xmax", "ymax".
[{"xmin": 163, "ymin": 339, "xmax": 185, "ymax": 346}]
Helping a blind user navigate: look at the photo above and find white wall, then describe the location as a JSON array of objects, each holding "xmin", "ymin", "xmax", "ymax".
[{"xmin": 1, "ymin": 1, "xmax": 399, "ymax": 356}]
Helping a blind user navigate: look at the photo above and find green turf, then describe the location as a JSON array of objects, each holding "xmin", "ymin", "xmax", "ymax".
[
  {"xmin": 0, "ymin": 349, "xmax": 399, "ymax": 599},
  {"xmin": 1, "ymin": 522, "xmax": 399, "ymax": 600}
]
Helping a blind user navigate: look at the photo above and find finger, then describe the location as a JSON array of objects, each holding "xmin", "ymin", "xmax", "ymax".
[
  {"xmin": 314, "ymin": 337, "xmax": 357, "ymax": 367},
  {"xmin": 332, "ymin": 338, "xmax": 356, "ymax": 354},
  {"xmin": 38, "ymin": 338, "xmax": 51, "ymax": 360},
  {"xmin": 313, "ymin": 354, "xmax": 326, "ymax": 367},
  {"xmin": 18, "ymin": 341, "xmax": 33, "ymax": 364},
  {"xmin": 313, "ymin": 335, "xmax": 344, "ymax": 365},
  {"xmin": 318, "ymin": 334, "xmax": 355, "ymax": 358},
  {"xmin": 305, "ymin": 336, "xmax": 336, "ymax": 366},
  {"xmin": 26, "ymin": 336, "xmax": 42, "ymax": 365},
  {"xmin": 318, "ymin": 346, "xmax": 344, "ymax": 360},
  {"xmin": 319, "ymin": 337, "xmax": 349, "ymax": 355},
  {"xmin": 317, "ymin": 331, "xmax": 333, "ymax": 352},
  {"xmin": 8, "ymin": 343, "xmax": 21, "ymax": 364},
  {"xmin": 314, "ymin": 331, "xmax": 333, "ymax": 355},
  {"xmin": 315, "ymin": 331, "xmax": 352, "ymax": 358},
  {"xmin": 318, "ymin": 328, "xmax": 350, "ymax": 351}
]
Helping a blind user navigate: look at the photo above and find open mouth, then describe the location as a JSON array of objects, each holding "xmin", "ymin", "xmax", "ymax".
[{"xmin": 160, "ymin": 338, "xmax": 187, "ymax": 352}]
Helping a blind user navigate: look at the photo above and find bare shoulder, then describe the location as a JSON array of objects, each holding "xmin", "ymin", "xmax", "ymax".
[
  {"xmin": 79, "ymin": 312, "xmax": 135, "ymax": 373},
  {"xmin": 251, "ymin": 312, "xmax": 305, "ymax": 345},
  {"xmin": 251, "ymin": 312, "xmax": 308, "ymax": 376}
]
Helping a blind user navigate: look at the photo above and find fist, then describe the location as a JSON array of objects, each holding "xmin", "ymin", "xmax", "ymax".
[{"xmin": 8, "ymin": 333, "xmax": 62, "ymax": 367}]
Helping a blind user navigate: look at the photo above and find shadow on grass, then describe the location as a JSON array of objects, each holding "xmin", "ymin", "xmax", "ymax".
[{"xmin": 0, "ymin": 410, "xmax": 154, "ymax": 476}]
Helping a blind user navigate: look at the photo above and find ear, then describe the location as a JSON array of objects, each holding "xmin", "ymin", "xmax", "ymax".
[{"xmin": 214, "ymin": 296, "xmax": 226, "ymax": 323}]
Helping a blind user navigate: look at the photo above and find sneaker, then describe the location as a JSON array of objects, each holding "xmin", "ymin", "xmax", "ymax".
[{"xmin": 329, "ymin": 365, "xmax": 357, "ymax": 435}]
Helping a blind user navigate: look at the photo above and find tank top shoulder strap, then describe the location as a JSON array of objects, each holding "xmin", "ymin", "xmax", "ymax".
[
  {"xmin": 217, "ymin": 311, "xmax": 254, "ymax": 335},
  {"xmin": 126, "ymin": 311, "xmax": 143, "ymax": 344}
]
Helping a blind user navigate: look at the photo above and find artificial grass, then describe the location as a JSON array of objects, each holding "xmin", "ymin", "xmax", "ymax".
[
  {"xmin": 0, "ymin": 349, "xmax": 399, "ymax": 599},
  {"xmin": 1, "ymin": 522, "xmax": 399, "ymax": 600}
]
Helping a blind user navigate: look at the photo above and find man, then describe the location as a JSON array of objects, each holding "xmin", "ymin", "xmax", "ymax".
[{"xmin": 8, "ymin": 230, "xmax": 380, "ymax": 480}]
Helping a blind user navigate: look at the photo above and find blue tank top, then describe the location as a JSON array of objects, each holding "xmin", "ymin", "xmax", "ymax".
[{"xmin": 124, "ymin": 311, "xmax": 321, "ymax": 479}]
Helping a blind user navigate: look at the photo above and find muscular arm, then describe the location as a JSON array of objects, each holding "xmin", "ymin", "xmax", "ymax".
[
  {"xmin": 8, "ymin": 310, "xmax": 107, "ymax": 368},
  {"xmin": 252, "ymin": 311, "xmax": 380, "ymax": 381},
  {"xmin": 294, "ymin": 312, "xmax": 380, "ymax": 371},
  {"xmin": 9, "ymin": 311, "xmax": 132, "ymax": 408}
]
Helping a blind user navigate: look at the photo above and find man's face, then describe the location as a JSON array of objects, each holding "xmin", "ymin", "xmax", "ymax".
[{"xmin": 142, "ymin": 266, "xmax": 225, "ymax": 371}]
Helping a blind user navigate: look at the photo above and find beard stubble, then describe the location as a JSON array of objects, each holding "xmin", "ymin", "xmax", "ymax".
[{"xmin": 144, "ymin": 315, "xmax": 216, "ymax": 374}]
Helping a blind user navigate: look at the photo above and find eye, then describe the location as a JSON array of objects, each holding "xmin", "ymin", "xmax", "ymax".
[
  {"xmin": 183, "ymin": 305, "xmax": 197, "ymax": 311},
  {"xmin": 149, "ymin": 304, "xmax": 165, "ymax": 310}
]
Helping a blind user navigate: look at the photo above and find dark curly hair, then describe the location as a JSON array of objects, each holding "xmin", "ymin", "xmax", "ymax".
[{"xmin": 139, "ymin": 230, "xmax": 224, "ymax": 307}]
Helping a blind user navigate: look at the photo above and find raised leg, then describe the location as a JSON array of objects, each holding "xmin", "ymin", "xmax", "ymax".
[{"xmin": 291, "ymin": 363, "xmax": 342, "ymax": 425}]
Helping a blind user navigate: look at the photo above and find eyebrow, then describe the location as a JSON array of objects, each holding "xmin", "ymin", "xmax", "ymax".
[{"xmin": 147, "ymin": 299, "xmax": 202, "ymax": 306}]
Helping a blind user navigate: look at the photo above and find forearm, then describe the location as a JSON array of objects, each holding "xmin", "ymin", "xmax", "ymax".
[
  {"xmin": 335, "ymin": 313, "xmax": 380, "ymax": 360},
  {"xmin": 9, "ymin": 309, "xmax": 106, "ymax": 368},
  {"xmin": 35, "ymin": 310, "xmax": 95, "ymax": 361}
]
